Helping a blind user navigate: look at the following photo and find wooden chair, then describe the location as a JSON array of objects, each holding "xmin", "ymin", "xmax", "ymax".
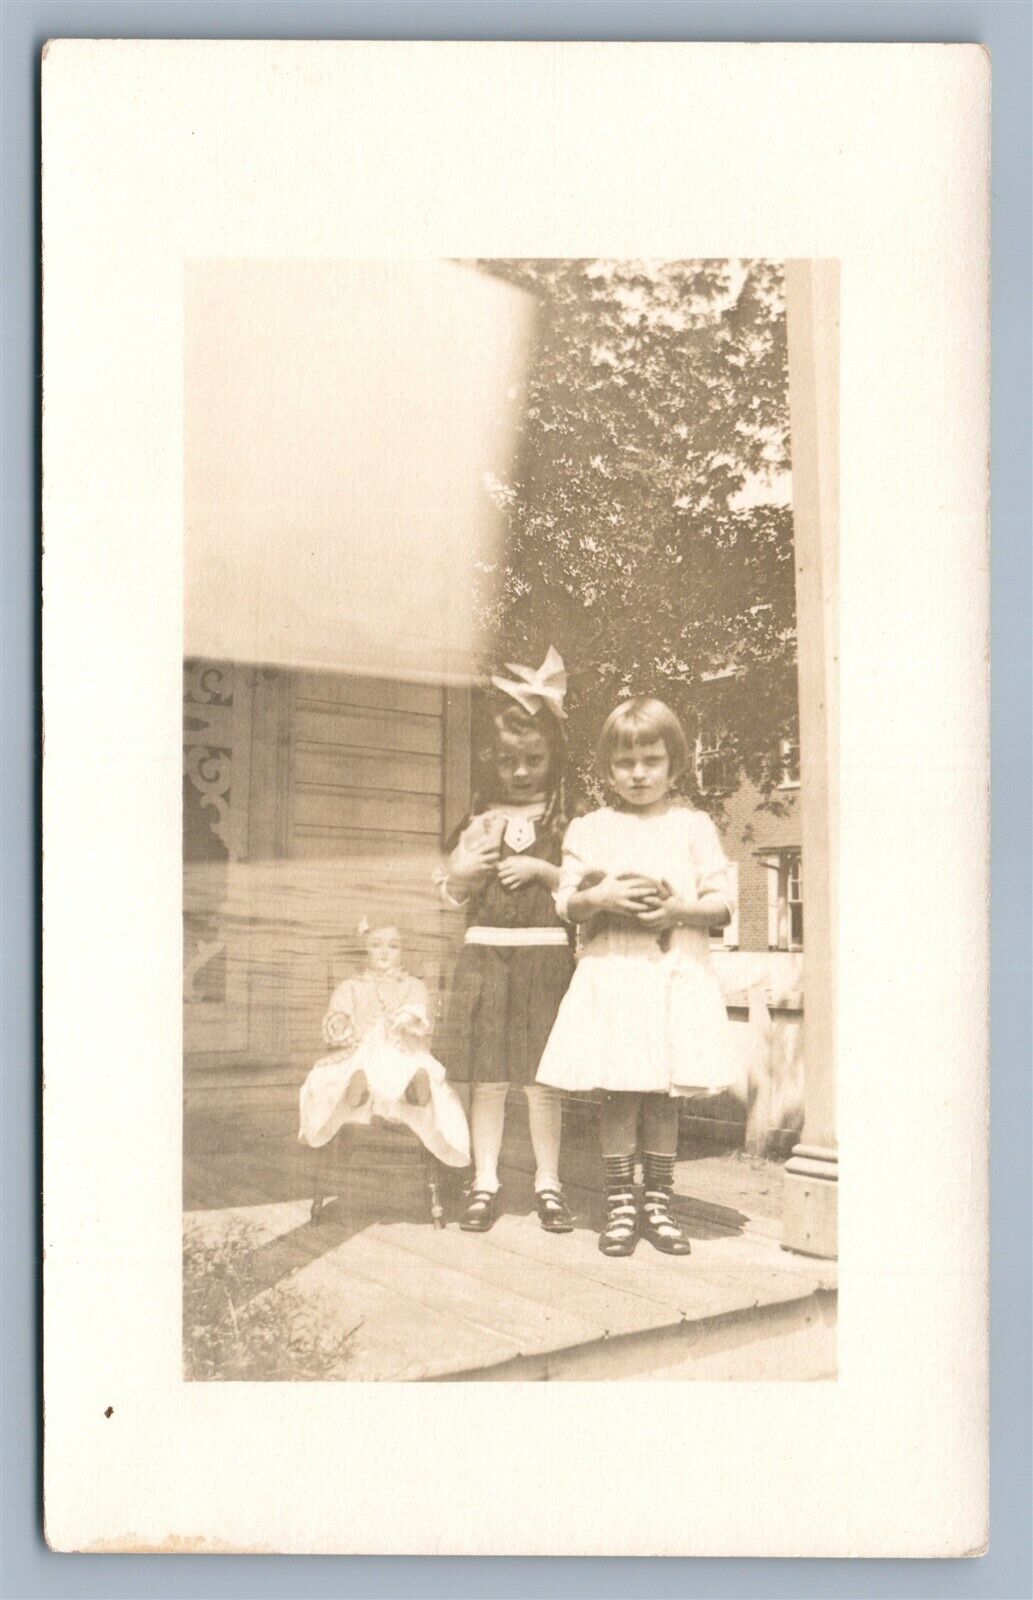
[{"xmin": 309, "ymin": 1123, "xmax": 447, "ymax": 1228}]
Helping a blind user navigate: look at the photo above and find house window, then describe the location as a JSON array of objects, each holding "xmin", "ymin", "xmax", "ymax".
[
  {"xmin": 778, "ymin": 735, "xmax": 800, "ymax": 789},
  {"xmin": 760, "ymin": 848, "xmax": 804, "ymax": 950},
  {"xmin": 694, "ymin": 732, "xmax": 736, "ymax": 796},
  {"xmin": 786, "ymin": 853, "xmax": 803, "ymax": 948}
]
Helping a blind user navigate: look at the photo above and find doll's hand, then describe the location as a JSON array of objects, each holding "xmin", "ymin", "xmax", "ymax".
[
  {"xmin": 496, "ymin": 854, "xmax": 547, "ymax": 890},
  {"xmin": 389, "ymin": 1005, "xmax": 430, "ymax": 1040},
  {"xmin": 322, "ymin": 1011, "xmax": 356, "ymax": 1049}
]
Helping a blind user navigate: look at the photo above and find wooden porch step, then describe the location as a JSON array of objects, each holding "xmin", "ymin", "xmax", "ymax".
[
  {"xmin": 433, "ymin": 1285, "xmax": 837, "ymax": 1383},
  {"xmin": 185, "ymin": 1196, "xmax": 836, "ymax": 1384}
]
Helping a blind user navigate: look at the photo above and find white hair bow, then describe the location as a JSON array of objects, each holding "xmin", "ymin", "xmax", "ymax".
[{"xmin": 490, "ymin": 646, "xmax": 567, "ymax": 720}]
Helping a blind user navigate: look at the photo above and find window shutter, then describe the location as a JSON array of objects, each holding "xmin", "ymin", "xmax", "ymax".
[{"xmin": 766, "ymin": 860, "xmax": 780, "ymax": 949}]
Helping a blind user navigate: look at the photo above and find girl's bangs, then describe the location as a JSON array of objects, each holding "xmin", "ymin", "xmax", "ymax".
[{"xmin": 610, "ymin": 715, "xmax": 668, "ymax": 752}]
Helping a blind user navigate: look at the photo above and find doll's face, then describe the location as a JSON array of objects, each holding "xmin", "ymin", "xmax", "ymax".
[
  {"xmin": 365, "ymin": 926, "xmax": 402, "ymax": 973},
  {"xmin": 491, "ymin": 726, "xmax": 552, "ymax": 804}
]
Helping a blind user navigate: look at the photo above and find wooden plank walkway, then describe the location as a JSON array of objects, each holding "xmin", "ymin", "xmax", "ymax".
[{"xmin": 185, "ymin": 1170, "xmax": 836, "ymax": 1382}]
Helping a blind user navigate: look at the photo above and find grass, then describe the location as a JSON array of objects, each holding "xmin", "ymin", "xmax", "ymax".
[{"xmin": 183, "ymin": 1218, "xmax": 361, "ymax": 1381}]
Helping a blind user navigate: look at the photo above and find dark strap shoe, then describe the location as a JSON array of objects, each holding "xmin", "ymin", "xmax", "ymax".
[
  {"xmin": 599, "ymin": 1187, "xmax": 638, "ymax": 1256},
  {"xmin": 536, "ymin": 1187, "xmax": 574, "ymax": 1233},
  {"xmin": 459, "ymin": 1188, "xmax": 500, "ymax": 1233},
  {"xmin": 641, "ymin": 1189, "xmax": 692, "ymax": 1255}
]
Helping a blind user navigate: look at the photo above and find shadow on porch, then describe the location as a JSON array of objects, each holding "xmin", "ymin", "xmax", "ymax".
[{"xmin": 184, "ymin": 1091, "xmax": 836, "ymax": 1383}]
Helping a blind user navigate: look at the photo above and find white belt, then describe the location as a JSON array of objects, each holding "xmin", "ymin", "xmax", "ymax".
[{"xmin": 464, "ymin": 927, "xmax": 570, "ymax": 947}]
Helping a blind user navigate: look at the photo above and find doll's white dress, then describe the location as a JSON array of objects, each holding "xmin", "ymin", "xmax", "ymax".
[
  {"xmin": 298, "ymin": 971, "xmax": 470, "ymax": 1167},
  {"xmin": 535, "ymin": 806, "xmax": 737, "ymax": 1097}
]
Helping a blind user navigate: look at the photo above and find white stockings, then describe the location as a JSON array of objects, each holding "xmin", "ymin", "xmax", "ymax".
[{"xmin": 469, "ymin": 1081, "xmax": 562, "ymax": 1195}]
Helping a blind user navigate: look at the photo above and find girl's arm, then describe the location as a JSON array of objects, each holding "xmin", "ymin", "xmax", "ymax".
[
  {"xmin": 688, "ymin": 893, "xmax": 733, "ymax": 929},
  {"xmin": 553, "ymin": 819, "xmax": 589, "ymax": 922},
  {"xmin": 554, "ymin": 818, "xmax": 658, "ymax": 923},
  {"xmin": 636, "ymin": 815, "xmax": 737, "ymax": 932},
  {"xmin": 636, "ymin": 892, "xmax": 731, "ymax": 932},
  {"xmin": 536, "ymin": 860, "xmax": 561, "ymax": 892},
  {"xmin": 564, "ymin": 881, "xmax": 603, "ymax": 923},
  {"xmin": 566, "ymin": 875, "xmax": 661, "ymax": 922},
  {"xmin": 436, "ymin": 816, "xmax": 502, "ymax": 905}
]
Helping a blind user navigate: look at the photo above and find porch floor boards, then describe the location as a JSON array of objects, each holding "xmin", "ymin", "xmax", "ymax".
[{"xmin": 185, "ymin": 1165, "xmax": 836, "ymax": 1382}]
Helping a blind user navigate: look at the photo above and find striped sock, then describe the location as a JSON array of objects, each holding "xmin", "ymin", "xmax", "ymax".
[
  {"xmin": 603, "ymin": 1153, "xmax": 635, "ymax": 1190},
  {"xmin": 642, "ymin": 1151, "xmax": 676, "ymax": 1192}
]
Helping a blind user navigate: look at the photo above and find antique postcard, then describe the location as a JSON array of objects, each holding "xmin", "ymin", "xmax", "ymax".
[{"xmin": 42, "ymin": 41, "xmax": 989, "ymax": 1554}]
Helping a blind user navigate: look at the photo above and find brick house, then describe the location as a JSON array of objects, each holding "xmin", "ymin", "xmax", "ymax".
[{"xmin": 688, "ymin": 717, "xmax": 805, "ymax": 1158}]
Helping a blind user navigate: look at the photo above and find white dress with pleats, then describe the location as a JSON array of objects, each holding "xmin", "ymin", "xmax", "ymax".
[{"xmin": 535, "ymin": 806, "xmax": 737, "ymax": 1097}]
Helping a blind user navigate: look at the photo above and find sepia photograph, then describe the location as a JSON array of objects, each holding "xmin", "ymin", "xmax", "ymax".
[
  {"xmin": 40, "ymin": 37, "xmax": 991, "ymax": 1555},
  {"xmin": 182, "ymin": 255, "xmax": 838, "ymax": 1383}
]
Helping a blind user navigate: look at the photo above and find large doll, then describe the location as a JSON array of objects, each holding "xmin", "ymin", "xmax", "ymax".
[
  {"xmin": 436, "ymin": 648, "xmax": 575, "ymax": 1234},
  {"xmin": 298, "ymin": 920, "xmax": 470, "ymax": 1172}
]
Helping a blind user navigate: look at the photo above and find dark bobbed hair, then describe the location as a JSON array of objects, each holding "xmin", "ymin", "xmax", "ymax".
[{"xmin": 596, "ymin": 696, "xmax": 689, "ymax": 781}]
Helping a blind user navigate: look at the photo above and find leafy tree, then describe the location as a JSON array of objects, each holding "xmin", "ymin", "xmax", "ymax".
[{"xmin": 474, "ymin": 259, "xmax": 798, "ymax": 813}]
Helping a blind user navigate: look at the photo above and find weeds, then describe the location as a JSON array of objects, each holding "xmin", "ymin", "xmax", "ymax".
[{"xmin": 183, "ymin": 1219, "xmax": 361, "ymax": 1381}]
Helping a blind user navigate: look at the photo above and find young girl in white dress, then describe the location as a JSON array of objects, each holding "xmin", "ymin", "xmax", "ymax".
[
  {"xmin": 298, "ymin": 921, "xmax": 471, "ymax": 1180},
  {"xmin": 536, "ymin": 697, "xmax": 737, "ymax": 1257}
]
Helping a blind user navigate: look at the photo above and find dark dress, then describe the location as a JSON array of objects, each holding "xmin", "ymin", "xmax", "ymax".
[{"xmin": 440, "ymin": 813, "xmax": 575, "ymax": 1087}]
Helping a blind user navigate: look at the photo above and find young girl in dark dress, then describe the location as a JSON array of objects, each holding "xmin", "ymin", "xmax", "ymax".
[{"xmin": 436, "ymin": 648, "xmax": 575, "ymax": 1234}]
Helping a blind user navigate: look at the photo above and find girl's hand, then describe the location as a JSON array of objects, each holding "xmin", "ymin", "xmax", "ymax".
[
  {"xmin": 636, "ymin": 891, "xmax": 689, "ymax": 931},
  {"xmin": 450, "ymin": 838, "xmax": 502, "ymax": 883},
  {"xmin": 496, "ymin": 854, "xmax": 547, "ymax": 890},
  {"xmin": 592, "ymin": 873, "xmax": 665, "ymax": 916}
]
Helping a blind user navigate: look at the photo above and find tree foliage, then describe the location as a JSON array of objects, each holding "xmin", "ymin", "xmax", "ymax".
[{"xmin": 474, "ymin": 258, "xmax": 798, "ymax": 812}]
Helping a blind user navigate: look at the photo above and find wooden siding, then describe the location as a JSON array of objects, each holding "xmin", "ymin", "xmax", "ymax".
[
  {"xmin": 292, "ymin": 673, "xmax": 444, "ymax": 718},
  {"xmin": 186, "ymin": 666, "xmax": 469, "ymax": 1084},
  {"xmin": 293, "ymin": 705, "xmax": 443, "ymax": 758},
  {"xmin": 294, "ymin": 746, "xmax": 441, "ymax": 795},
  {"xmin": 284, "ymin": 673, "xmax": 457, "ymax": 1069},
  {"xmin": 292, "ymin": 786, "xmax": 441, "ymax": 837}
]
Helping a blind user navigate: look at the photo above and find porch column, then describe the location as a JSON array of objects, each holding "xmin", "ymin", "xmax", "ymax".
[{"xmin": 781, "ymin": 260, "xmax": 839, "ymax": 1259}]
